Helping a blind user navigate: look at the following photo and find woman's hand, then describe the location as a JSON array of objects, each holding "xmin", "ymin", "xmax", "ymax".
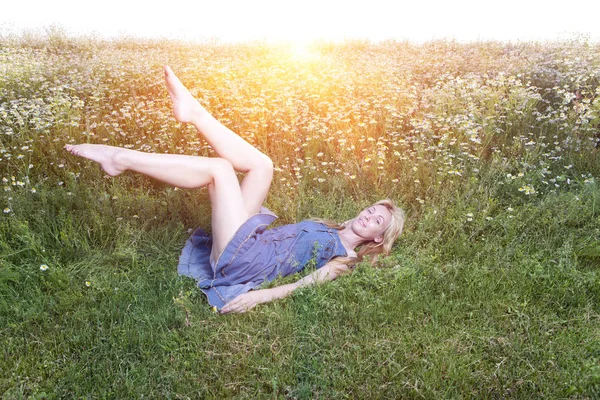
[{"xmin": 220, "ymin": 290, "xmax": 269, "ymax": 314}]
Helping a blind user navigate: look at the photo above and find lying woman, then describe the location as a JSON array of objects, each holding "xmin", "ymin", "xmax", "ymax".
[{"xmin": 65, "ymin": 66, "xmax": 405, "ymax": 314}]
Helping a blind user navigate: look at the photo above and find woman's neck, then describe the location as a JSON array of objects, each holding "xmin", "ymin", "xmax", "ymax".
[{"xmin": 337, "ymin": 226, "xmax": 364, "ymax": 255}]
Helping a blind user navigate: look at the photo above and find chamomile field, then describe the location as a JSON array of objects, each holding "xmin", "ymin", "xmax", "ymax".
[{"xmin": 1, "ymin": 33, "xmax": 600, "ymax": 398}]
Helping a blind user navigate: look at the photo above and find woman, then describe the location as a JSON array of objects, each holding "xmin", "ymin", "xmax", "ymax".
[{"xmin": 65, "ymin": 66, "xmax": 405, "ymax": 314}]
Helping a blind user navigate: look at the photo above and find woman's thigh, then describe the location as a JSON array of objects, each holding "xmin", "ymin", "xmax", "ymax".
[
  {"xmin": 239, "ymin": 165, "xmax": 273, "ymax": 216},
  {"xmin": 207, "ymin": 158, "xmax": 249, "ymax": 263}
]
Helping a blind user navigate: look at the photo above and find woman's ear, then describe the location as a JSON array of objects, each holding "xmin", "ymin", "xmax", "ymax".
[{"xmin": 374, "ymin": 235, "xmax": 383, "ymax": 243}]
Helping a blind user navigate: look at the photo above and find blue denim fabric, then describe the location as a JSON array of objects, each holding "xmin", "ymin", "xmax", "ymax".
[{"xmin": 177, "ymin": 207, "xmax": 348, "ymax": 309}]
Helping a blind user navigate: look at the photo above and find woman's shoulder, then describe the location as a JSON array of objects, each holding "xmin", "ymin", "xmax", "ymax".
[{"xmin": 300, "ymin": 219, "xmax": 342, "ymax": 230}]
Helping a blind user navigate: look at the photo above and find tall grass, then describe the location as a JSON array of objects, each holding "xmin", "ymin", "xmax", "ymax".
[{"xmin": 1, "ymin": 32, "xmax": 599, "ymax": 398}]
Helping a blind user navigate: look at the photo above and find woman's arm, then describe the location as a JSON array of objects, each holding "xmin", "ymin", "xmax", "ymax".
[{"xmin": 219, "ymin": 259, "xmax": 352, "ymax": 314}]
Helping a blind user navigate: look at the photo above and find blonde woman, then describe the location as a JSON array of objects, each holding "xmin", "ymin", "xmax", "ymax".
[{"xmin": 65, "ymin": 66, "xmax": 405, "ymax": 314}]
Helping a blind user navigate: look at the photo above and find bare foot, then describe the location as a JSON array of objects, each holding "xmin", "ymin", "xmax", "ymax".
[
  {"xmin": 164, "ymin": 65, "xmax": 205, "ymax": 123},
  {"xmin": 64, "ymin": 144, "xmax": 126, "ymax": 176}
]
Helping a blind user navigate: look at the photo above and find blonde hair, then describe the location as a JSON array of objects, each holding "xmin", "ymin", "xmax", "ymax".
[{"xmin": 313, "ymin": 199, "xmax": 406, "ymax": 266}]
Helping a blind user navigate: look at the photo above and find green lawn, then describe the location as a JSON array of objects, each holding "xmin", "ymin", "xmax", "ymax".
[{"xmin": 1, "ymin": 33, "xmax": 599, "ymax": 398}]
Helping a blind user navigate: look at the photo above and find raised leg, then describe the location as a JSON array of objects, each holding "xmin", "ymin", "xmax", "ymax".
[
  {"xmin": 64, "ymin": 144, "xmax": 247, "ymax": 261},
  {"xmin": 164, "ymin": 66, "xmax": 273, "ymax": 216}
]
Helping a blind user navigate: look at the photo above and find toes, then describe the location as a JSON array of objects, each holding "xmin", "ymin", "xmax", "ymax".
[
  {"xmin": 65, "ymin": 144, "xmax": 81, "ymax": 156},
  {"xmin": 164, "ymin": 66, "xmax": 176, "ymax": 82}
]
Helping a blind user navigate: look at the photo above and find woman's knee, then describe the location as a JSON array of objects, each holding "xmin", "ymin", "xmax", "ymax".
[
  {"xmin": 254, "ymin": 154, "xmax": 273, "ymax": 179},
  {"xmin": 209, "ymin": 157, "xmax": 237, "ymax": 181}
]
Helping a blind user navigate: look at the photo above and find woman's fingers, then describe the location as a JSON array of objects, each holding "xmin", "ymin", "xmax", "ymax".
[
  {"xmin": 221, "ymin": 297, "xmax": 244, "ymax": 314},
  {"xmin": 221, "ymin": 295, "xmax": 255, "ymax": 314},
  {"xmin": 222, "ymin": 304, "xmax": 245, "ymax": 314}
]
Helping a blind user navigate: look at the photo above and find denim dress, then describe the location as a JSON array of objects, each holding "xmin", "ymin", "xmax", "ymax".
[{"xmin": 177, "ymin": 207, "xmax": 349, "ymax": 309}]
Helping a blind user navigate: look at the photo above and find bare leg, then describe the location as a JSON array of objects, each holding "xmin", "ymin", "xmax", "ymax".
[
  {"xmin": 164, "ymin": 66, "xmax": 273, "ymax": 215},
  {"xmin": 65, "ymin": 144, "xmax": 247, "ymax": 261}
]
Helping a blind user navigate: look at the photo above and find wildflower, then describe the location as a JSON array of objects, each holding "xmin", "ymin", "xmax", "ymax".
[
  {"xmin": 364, "ymin": 157, "xmax": 371, "ymax": 163},
  {"xmin": 391, "ymin": 178, "xmax": 399, "ymax": 183},
  {"xmin": 518, "ymin": 185, "xmax": 536, "ymax": 195},
  {"xmin": 485, "ymin": 217, "xmax": 493, "ymax": 221},
  {"xmin": 517, "ymin": 172, "xmax": 524, "ymax": 177},
  {"xmin": 40, "ymin": 264, "xmax": 49, "ymax": 271},
  {"xmin": 507, "ymin": 207, "xmax": 514, "ymax": 212},
  {"xmin": 349, "ymin": 175, "xmax": 356, "ymax": 180},
  {"xmin": 30, "ymin": 188, "xmax": 36, "ymax": 193},
  {"xmin": 212, "ymin": 306, "xmax": 218, "ymax": 313},
  {"xmin": 3, "ymin": 208, "xmax": 10, "ymax": 213},
  {"xmin": 85, "ymin": 281, "xmax": 91, "ymax": 287}
]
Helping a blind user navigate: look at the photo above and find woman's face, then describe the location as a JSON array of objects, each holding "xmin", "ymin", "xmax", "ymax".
[{"xmin": 351, "ymin": 204, "xmax": 392, "ymax": 243}]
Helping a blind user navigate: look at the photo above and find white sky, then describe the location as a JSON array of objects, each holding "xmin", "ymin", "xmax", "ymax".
[{"xmin": 1, "ymin": 0, "xmax": 599, "ymax": 43}]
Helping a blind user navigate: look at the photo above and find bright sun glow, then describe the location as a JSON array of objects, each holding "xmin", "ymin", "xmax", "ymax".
[{"xmin": 289, "ymin": 42, "xmax": 320, "ymax": 62}]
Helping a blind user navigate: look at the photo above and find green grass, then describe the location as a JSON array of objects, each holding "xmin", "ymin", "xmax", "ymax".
[{"xmin": 1, "ymin": 32, "xmax": 600, "ymax": 398}]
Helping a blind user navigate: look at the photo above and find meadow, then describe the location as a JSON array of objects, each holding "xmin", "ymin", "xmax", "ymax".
[{"xmin": 1, "ymin": 31, "xmax": 599, "ymax": 398}]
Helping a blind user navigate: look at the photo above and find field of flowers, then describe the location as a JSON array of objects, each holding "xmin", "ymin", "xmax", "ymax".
[{"xmin": 1, "ymin": 32, "xmax": 599, "ymax": 398}]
